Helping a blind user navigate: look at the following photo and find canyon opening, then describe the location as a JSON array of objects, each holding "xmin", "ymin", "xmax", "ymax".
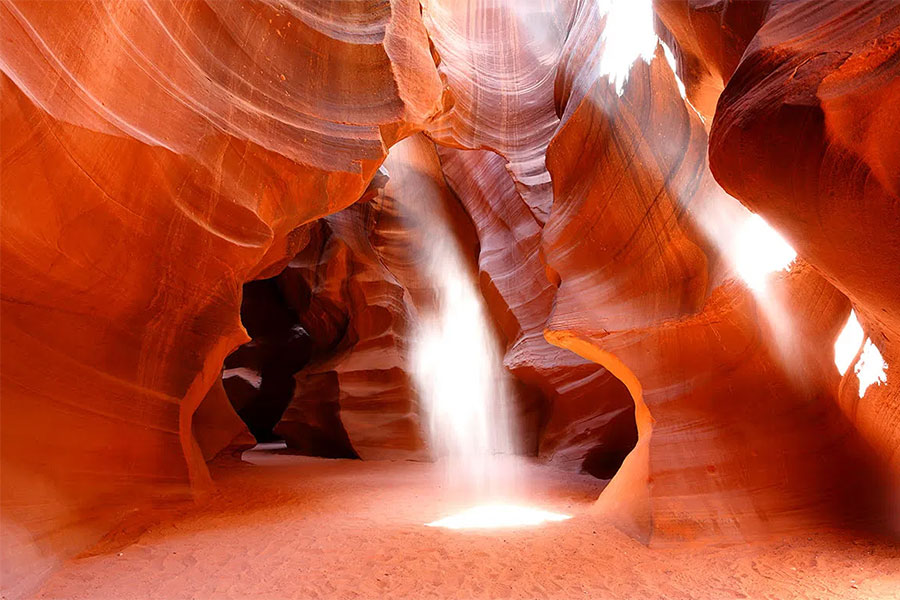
[{"xmin": 2, "ymin": 1, "xmax": 899, "ymax": 599}]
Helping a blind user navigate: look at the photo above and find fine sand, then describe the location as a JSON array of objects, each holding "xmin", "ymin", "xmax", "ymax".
[{"xmin": 30, "ymin": 444, "xmax": 900, "ymax": 600}]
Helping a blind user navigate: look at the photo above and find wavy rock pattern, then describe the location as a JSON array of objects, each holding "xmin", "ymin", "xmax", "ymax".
[
  {"xmin": 437, "ymin": 146, "xmax": 636, "ymax": 476},
  {"xmin": 274, "ymin": 194, "xmax": 429, "ymax": 460},
  {"xmin": 420, "ymin": 1, "xmax": 639, "ymax": 473},
  {"xmin": 0, "ymin": 0, "xmax": 440, "ymax": 174},
  {"xmin": 0, "ymin": 1, "xmax": 441, "ymax": 595},
  {"xmin": 543, "ymin": 2, "xmax": 891, "ymax": 542},
  {"xmin": 275, "ymin": 134, "xmax": 483, "ymax": 460},
  {"xmin": 2, "ymin": 0, "xmax": 899, "ymax": 596},
  {"xmin": 708, "ymin": 0, "xmax": 900, "ymax": 492},
  {"xmin": 653, "ymin": 0, "xmax": 771, "ymax": 120},
  {"xmin": 422, "ymin": 0, "xmax": 576, "ymax": 219}
]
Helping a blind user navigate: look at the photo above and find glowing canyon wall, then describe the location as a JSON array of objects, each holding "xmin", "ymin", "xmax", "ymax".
[
  {"xmin": 1, "ymin": 0, "xmax": 898, "ymax": 596},
  {"xmin": 707, "ymin": 0, "xmax": 900, "ymax": 488},
  {"xmin": 540, "ymin": 0, "xmax": 895, "ymax": 542},
  {"xmin": 0, "ymin": 1, "xmax": 442, "ymax": 594}
]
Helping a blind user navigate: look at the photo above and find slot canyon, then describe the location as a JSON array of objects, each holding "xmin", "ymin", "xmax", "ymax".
[{"xmin": 1, "ymin": 0, "xmax": 899, "ymax": 598}]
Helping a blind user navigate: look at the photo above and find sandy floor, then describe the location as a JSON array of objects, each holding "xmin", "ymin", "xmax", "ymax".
[{"xmin": 31, "ymin": 445, "xmax": 900, "ymax": 600}]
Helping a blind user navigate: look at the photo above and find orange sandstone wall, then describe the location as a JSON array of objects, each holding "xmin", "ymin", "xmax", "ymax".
[
  {"xmin": 0, "ymin": 1, "xmax": 441, "ymax": 595},
  {"xmin": 708, "ymin": 0, "xmax": 900, "ymax": 496},
  {"xmin": 274, "ymin": 163, "xmax": 432, "ymax": 461},
  {"xmin": 438, "ymin": 147, "xmax": 637, "ymax": 476},
  {"xmin": 653, "ymin": 0, "xmax": 771, "ymax": 121},
  {"xmin": 418, "ymin": 0, "xmax": 639, "ymax": 472},
  {"xmin": 542, "ymin": 0, "xmax": 892, "ymax": 542},
  {"xmin": 2, "ymin": 0, "xmax": 899, "ymax": 595},
  {"xmin": 422, "ymin": 0, "xmax": 576, "ymax": 217}
]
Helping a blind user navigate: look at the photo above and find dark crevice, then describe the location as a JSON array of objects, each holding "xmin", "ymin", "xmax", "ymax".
[
  {"xmin": 223, "ymin": 254, "xmax": 358, "ymax": 458},
  {"xmin": 224, "ymin": 278, "xmax": 312, "ymax": 442}
]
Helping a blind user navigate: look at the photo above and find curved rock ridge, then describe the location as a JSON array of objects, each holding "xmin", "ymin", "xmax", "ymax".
[
  {"xmin": 0, "ymin": 2, "xmax": 442, "ymax": 595},
  {"xmin": 437, "ymin": 146, "xmax": 637, "ymax": 477},
  {"xmin": 0, "ymin": 0, "xmax": 442, "ymax": 173},
  {"xmin": 193, "ymin": 379, "xmax": 257, "ymax": 462},
  {"xmin": 274, "ymin": 187, "xmax": 429, "ymax": 461},
  {"xmin": 543, "ymin": 20, "xmax": 891, "ymax": 542},
  {"xmin": 274, "ymin": 134, "xmax": 485, "ymax": 460},
  {"xmin": 2, "ymin": 0, "xmax": 899, "ymax": 596},
  {"xmin": 422, "ymin": 0, "xmax": 577, "ymax": 220},
  {"xmin": 708, "ymin": 0, "xmax": 900, "ymax": 493},
  {"xmin": 266, "ymin": 220, "xmax": 355, "ymax": 458},
  {"xmin": 653, "ymin": 0, "xmax": 771, "ymax": 121}
]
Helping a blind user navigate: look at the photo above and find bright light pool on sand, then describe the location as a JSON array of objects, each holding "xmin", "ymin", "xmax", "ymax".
[{"xmin": 426, "ymin": 504, "xmax": 572, "ymax": 530}]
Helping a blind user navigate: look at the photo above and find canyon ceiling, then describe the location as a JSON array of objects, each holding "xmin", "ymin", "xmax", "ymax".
[{"xmin": 1, "ymin": 0, "xmax": 898, "ymax": 596}]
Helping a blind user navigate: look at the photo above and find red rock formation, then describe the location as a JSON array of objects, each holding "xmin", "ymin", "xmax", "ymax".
[
  {"xmin": 2, "ymin": 0, "xmax": 899, "ymax": 595},
  {"xmin": 422, "ymin": 0, "xmax": 576, "ymax": 218},
  {"xmin": 543, "ymin": 5, "xmax": 890, "ymax": 541},
  {"xmin": 192, "ymin": 380, "xmax": 256, "ymax": 461},
  {"xmin": 0, "ymin": 1, "xmax": 441, "ymax": 594},
  {"xmin": 437, "ymin": 146, "xmax": 636, "ymax": 476},
  {"xmin": 269, "ymin": 221, "xmax": 356, "ymax": 457},
  {"xmin": 653, "ymin": 0, "xmax": 771, "ymax": 120},
  {"xmin": 278, "ymin": 222, "xmax": 354, "ymax": 355},
  {"xmin": 274, "ymin": 199, "xmax": 428, "ymax": 460},
  {"xmin": 273, "ymin": 136, "xmax": 635, "ymax": 473},
  {"xmin": 419, "ymin": 1, "xmax": 640, "ymax": 470},
  {"xmin": 275, "ymin": 371, "xmax": 357, "ymax": 459},
  {"xmin": 275, "ymin": 134, "xmax": 486, "ymax": 460},
  {"xmin": 708, "ymin": 1, "xmax": 900, "ymax": 492}
]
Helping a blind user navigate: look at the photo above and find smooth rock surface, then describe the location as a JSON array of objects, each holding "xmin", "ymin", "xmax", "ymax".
[
  {"xmin": 708, "ymin": 0, "xmax": 900, "ymax": 494},
  {"xmin": 0, "ymin": 2, "xmax": 441, "ymax": 594},
  {"xmin": 544, "ymin": 11, "xmax": 891, "ymax": 541}
]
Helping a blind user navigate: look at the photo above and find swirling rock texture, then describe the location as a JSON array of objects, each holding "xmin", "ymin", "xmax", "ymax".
[
  {"xmin": 542, "ymin": 0, "xmax": 893, "ymax": 542},
  {"xmin": 422, "ymin": 0, "xmax": 577, "ymax": 218},
  {"xmin": 273, "ymin": 170, "xmax": 431, "ymax": 461},
  {"xmin": 438, "ymin": 146, "xmax": 637, "ymax": 477},
  {"xmin": 2, "ymin": 0, "xmax": 900, "ymax": 596},
  {"xmin": 707, "ymin": 0, "xmax": 900, "ymax": 496},
  {"xmin": 0, "ymin": 0, "xmax": 441, "ymax": 595},
  {"xmin": 653, "ymin": 0, "xmax": 771, "ymax": 121},
  {"xmin": 274, "ymin": 134, "xmax": 488, "ymax": 460},
  {"xmin": 419, "ymin": 0, "xmax": 639, "ymax": 473},
  {"xmin": 267, "ymin": 221, "xmax": 356, "ymax": 458}
]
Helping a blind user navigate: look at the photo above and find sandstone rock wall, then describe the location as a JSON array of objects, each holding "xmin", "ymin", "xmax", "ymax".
[
  {"xmin": 2, "ymin": 0, "xmax": 899, "ymax": 596},
  {"xmin": 542, "ymin": 0, "xmax": 894, "ymax": 542},
  {"xmin": 708, "ymin": 1, "xmax": 900, "ymax": 496},
  {"xmin": 438, "ymin": 147, "xmax": 637, "ymax": 476},
  {"xmin": 273, "ymin": 134, "xmax": 484, "ymax": 460},
  {"xmin": 0, "ymin": 1, "xmax": 441, "ymax": 594}
]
